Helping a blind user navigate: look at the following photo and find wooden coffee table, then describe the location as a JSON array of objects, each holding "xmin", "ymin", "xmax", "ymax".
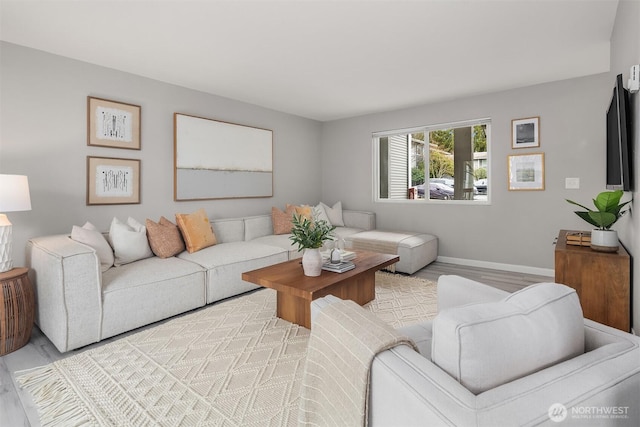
[{"xmin": 241, "ymin": 250, "xmax": 399, "ymax": 328}]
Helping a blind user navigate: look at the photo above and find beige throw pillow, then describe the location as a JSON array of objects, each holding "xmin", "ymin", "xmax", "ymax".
[
  {"xmin": 319, "ymin": 201, "xmax": 344, "ymax": 226},
  {"xmin": 146, "ymin": 216, "xmax": 186, "ymax": 258},
  {"xmin": 175, "ymin": 208, "xmax": 217, "ymax": 253},
  {"xmin": 71, "ymin": 221, "xmax": 114, "ymax": 272},
  {"xmin": 109, "ymin": 217, "xmax": 154, "ymax": 266}
]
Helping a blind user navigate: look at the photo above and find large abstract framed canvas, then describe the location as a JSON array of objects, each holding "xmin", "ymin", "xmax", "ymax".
[
  {"xmin": 87, "ymin": 156, "xmax": 140, "ymax": 205},
  {"xmin": 174, "ymin": 113, "xmax": 273, "ymax": 200},
  {"xmin": 87, "ymin": 97, "xmax": 141, "ymax": 149}
]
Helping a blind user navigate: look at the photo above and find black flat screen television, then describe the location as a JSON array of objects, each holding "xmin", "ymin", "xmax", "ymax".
[{"xmin": 606, "ymin": 74, "xmax": 632, "ymax": 191}]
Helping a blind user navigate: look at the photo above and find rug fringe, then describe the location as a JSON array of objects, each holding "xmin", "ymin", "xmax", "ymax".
[{"xmin": 16, "ymin": 365, "xmax": 95, "ymax": 426}]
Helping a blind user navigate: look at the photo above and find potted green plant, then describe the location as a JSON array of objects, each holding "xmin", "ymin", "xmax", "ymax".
[
  {"xmin": 566, "ymin": 190, "xmax": 630, "ymax": 252},
  {"xmin": 289, "ymin": 211, "xmax": 336, "ymax": 276}
]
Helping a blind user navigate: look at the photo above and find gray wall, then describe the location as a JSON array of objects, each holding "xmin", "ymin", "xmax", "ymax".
[
  {"xmin": 2, "ymin": 3, "xmax": 638, "ymax": 333},
  {"xmin": 320, "ymin": 74, "xmax": 613, "ymax": 273},
  {"xmin": 610, "ymin": 0, "xmax": 639, "ymax": 333},
  {"xmin": 0, "ymin": 42, "xmax": 322, "ymax": 267}
]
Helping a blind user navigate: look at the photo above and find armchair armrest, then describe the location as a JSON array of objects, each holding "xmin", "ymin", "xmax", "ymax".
[
  {"xmin": 371, "ymin": 345, "xmax": 477, "ymax": 426},
  {"xmin": 370, "ymin": 323, "xmax": 640, "ymax": 426}
]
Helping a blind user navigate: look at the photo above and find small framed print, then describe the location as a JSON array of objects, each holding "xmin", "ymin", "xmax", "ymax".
[
  {"xmin": 511, "ymin": 116, "xmax": 540, "ymax": 149},
  {"xmin": 87, "ymin": 156, "xmax": 140, "ymax": 205},
  {"xmin": 87, "ymin": 96, "xmax": 141, "ymax": 149},
  {"xmin": 508, "ymin": 153, "xmax": 545, "ymax": 191}
]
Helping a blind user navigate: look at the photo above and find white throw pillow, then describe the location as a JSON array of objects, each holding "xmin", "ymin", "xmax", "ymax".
[
  {"xmin": 314, "ymin": 203, "xmax": 331, "ymax": 224},
  {"xmin": 431, "ymin": 283, "xmax": 584, "ymax": 394},
  {"xmin": 319, "ymin": 201, "xmax": 344, "ymax": 226},
  {"xmin": 71, "ymin": 221, "xmax": 114, "ymax": 272},
  {"xmin": 109, "ymin": 217, "xmax": 154, "ymax": 266}
]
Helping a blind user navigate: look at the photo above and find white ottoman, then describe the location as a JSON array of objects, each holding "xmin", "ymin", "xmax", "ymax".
[{"xmin": 344, "ymin": 230, "xmax": 438, "ymax": 274}]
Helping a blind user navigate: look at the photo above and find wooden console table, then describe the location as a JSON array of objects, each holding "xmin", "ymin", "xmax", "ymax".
[
  {"xmin": 0, "ymin": 267, "xmax": 35, "ymax": 355},
  {"xmin": 554, "ymin": 230, "xmax": 630, "ymax": 332}
]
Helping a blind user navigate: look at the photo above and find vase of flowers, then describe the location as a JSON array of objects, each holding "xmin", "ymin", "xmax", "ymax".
[
  {"xmin": 289, "ymin": 211, "xmax": 336, "ymax": 276},
  {"xmin": 566, "ymin": 190, "xmax": 630, "ymax": 252}
]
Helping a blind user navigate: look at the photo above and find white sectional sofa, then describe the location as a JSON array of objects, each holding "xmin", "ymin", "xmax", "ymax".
[{"xmin": 26, "ymin": 209, "xmax": 378, "ymax": 353}]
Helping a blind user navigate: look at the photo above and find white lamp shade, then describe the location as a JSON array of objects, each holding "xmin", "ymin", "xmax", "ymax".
[{"xmin": 0, "ymin": 174, "xmax": 32, "ymax": 212}]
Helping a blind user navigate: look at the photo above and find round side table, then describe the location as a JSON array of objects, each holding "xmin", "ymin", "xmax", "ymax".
[{"xmin": 0, "ymin": 267, "xmax": 35, "ymax": 356}]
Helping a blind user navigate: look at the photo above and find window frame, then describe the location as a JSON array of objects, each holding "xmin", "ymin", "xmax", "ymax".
[{"xmin": 372, "ymin": 118, "xmax": 491, "ymax": 205}]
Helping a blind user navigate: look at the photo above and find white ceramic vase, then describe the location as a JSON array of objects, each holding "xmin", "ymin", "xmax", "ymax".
[
  {"xmin": 591, "ymin": 229, "xmax": 619, "ymax": 252},
  {"xmin": 302, "ymin": 248, "xmax": 323, "ymax": 276}
]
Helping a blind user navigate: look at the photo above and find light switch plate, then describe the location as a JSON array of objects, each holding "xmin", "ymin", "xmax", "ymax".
[{"xmin": 565, "ymin": 177, "xmax": 580, "ymax": 189}]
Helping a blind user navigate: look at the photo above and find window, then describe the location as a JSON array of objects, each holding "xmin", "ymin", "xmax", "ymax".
[{"xmin": 374, "ymin": 118, "xmax": 490, "ymax": 203}]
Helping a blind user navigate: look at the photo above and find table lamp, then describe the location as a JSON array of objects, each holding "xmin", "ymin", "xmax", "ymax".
[{"xmin": 0, "ymin": 174, "xmax": 32, "ymax": 273}]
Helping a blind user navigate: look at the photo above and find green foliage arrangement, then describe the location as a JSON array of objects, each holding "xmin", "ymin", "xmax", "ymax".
[
  {"xmin": 289, "ymin": 212, "xmax": 336, "ymax": 251},
  {"xmin": 566, "ymin": 190, "xmax": 630, "ymax": 230}
]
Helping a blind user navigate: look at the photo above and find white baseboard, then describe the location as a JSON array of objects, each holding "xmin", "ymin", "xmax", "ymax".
[{"xmin": 436, "ymin": 256, "xmax": 555, "ymax": 278}]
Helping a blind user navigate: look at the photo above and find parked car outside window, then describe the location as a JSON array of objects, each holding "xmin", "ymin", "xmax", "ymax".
[
  {"xmin": 416, "ymin": 183, "xmax": 454, "ymax": 200},
  {"xmin": 475, "ymin": 179, "xmax": 487, "ymax": 195}
]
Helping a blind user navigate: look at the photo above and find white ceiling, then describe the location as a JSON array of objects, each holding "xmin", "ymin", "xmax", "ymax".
[{"xmin": 0, "ymin": 0, "xmax": 619, "ymax": 121}]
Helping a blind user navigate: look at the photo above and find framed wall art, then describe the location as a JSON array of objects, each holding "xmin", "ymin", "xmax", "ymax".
[
  {"xmin": 87, "ymin": 96, "xmax": 141, "ymax": 149},
  {"xmin": 508, "ymin": 153, "xmax": 545, "ymax": 191},
  {"xmin": 511, "ymin": 116, "xmax": 540, "ymax": 149},
  {"xmin": 87, "ymin": 156, "xmax": 140, "ymax": 205},
  {"xmin": 174, "ymin": 113, "xmax": 273, "ymax": 201}
]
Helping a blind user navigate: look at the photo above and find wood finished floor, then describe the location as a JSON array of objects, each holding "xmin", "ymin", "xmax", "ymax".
[{"xmin": 0, "ymin": 261, "xmax": 552, "ymax": 426}]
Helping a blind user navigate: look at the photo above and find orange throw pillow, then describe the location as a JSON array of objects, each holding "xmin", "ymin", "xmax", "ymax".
[
  {"xmin": 292, "ymin": 204, "xmax": 313, "ymax": 220},
  {"xmin": 175, "ymin": 208, "xmax": 217, "ymax": 253}
]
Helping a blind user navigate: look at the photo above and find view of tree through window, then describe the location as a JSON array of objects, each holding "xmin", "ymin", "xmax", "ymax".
[{"xmin": 375, "ymin": 119, "xmax": 490, "ymax": 202}]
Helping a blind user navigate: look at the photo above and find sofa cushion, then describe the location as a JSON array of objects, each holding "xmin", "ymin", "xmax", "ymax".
[
  {"xmin": 177, "ymin": 241, "xmax": 288, "ymax": 303},
  {"xmin": 146, "ymin": 216, "xmax": 185, "ymax": 258},
  {"xmin": 431, "ymin": 283, "xmax": 584, "ymax": 394},
  {"xmin": 176, "ymin": 208, "xmax": 217, "ymax": 253},
  {"xmin": 101, "ymin": 256, "xmax": 206, "ymax": 339},
  {"xmin": 211, "ymin": 217, "xmax": 245, "ymax": 243},
  {"xmin": 244, "ymin": 215, "xmax": 274, "ymax": 241},
  {"xmin": 109, "ymin": 217, "xmax": 154, "ymax": 266},
  {"xmin": 251, "ymin": 234, "xmax": 299, "ymax": 258},
  {"xmin": 71, "ymin": 221, "xmax": 114, "ymax": 272}
]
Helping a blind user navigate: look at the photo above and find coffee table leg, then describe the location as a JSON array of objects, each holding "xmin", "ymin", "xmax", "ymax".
[
  {"xmin": 274, "ymin": 271, "xmax": 377, "ymax": 329},
  {"xmin": 314, "ymin": 271, "xmax": 376, "ymax": 306},
  {"xmin": 276, "ymin": 291, "xmax": 311, "ymax": 329}
]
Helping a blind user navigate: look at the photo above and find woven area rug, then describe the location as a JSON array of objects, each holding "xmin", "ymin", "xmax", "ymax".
[{"xmin": 17, "ymin": 272, "xmax": 437, "ymax": 426}]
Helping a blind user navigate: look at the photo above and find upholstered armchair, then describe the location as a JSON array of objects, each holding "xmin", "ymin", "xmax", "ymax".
[{"xmin": 310, "ymin": 275, "xmax": 640, "ymax": 426}]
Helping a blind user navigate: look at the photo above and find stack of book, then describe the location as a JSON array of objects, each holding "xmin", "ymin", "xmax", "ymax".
[
  {"xmin": 566, "ymin": 231, "xmax": 591, "ymax": 247},
  {"xmin": 322, "ymin": 260, "xmax": 355, "ymax": 273},
  {"xmin": 338, "ymin": 250, "xmax": 356, "ymax": 261},
  {"xmin": 320, "ymin": 250, "xmax": 356, "ymax": 262}
]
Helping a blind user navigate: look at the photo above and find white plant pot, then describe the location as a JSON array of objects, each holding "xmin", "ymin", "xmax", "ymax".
[
  {"xmin": 302, "ymin": 248, "xmax": 323, "ymax": 276},
  {"xmin": 591, "ymin": 229, "xmax": 619, "ymax": 252}
]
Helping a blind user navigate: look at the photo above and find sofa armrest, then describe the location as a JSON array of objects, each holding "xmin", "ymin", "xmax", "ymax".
[
  {"xmin": 437, "ymin": 275, "xmax": 508, "ymax": 311},
  {"xmin": 342, "ymin": 210, "xmax": 375, "ymax": 230},
  {"xmin": 27, "ymin": 235, "xmax": 103, "ymax": 352}
]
